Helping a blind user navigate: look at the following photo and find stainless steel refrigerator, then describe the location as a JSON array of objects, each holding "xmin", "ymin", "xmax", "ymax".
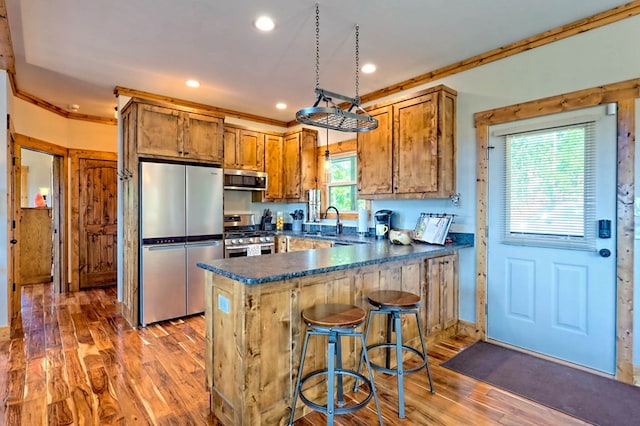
[{"xmin": 140, "ymin": 161, "xmax": 223, "ymax": 326}]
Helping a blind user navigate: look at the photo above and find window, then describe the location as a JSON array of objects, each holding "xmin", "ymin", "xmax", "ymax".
[
  {"xmin": 327, "ymin": 153, "xmax": 364, "ymax": 212},
  {"xmin": 503, "ymin": 122, "xmax": 596, "ymax": 250}
]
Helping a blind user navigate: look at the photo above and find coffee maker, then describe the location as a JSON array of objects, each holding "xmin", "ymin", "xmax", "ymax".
[{"xmin": 374, "ymin": 210, "xmax": 393, "ymax": 239}]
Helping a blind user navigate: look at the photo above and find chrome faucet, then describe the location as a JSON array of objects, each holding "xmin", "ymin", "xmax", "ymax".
[{"xmin": 325, "ymin": 206, "xmax": 343, "ymax": 235}]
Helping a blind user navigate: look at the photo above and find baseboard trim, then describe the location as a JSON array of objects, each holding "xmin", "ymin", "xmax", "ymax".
[
  {"xmin": 457, "ymin": 320, "xmax": 480, "ymax": 339},
  {"xmin": 0, "ymin": 325, "xmax": 10, "ymax": 342}
]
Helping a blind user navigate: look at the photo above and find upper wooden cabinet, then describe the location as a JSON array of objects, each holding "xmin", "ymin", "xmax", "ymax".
[
  {"xmin": 357, "ymin": 105, "xmax": 393, "ymax": 196},
  {"xmin": 130, "ymin": 101, "xmax": 224, "ymax": 163},
  {"xmin": 357, "ymin": 85, "xmax": 456, "ymax": 199},
  {"xmin": 223, "ymin": 125, "xmax": 265, "ymax": 171},
  {"xmin": 264, "ymin": 134, "xmax": 284, "ymax": 199},
  {"xmin": 255, "ymin": 128, "xmax": 317, "ymax": 202}
]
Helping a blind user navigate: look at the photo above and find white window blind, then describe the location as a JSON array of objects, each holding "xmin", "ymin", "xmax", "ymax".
[{"xmin": 502, "ymin": 122, "xmax": 596, "ymax": 250}]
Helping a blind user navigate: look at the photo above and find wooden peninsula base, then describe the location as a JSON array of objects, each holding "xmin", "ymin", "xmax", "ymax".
[{"xmin": 201, "ymin": 246, "xmax": 462, "ymax": 425}]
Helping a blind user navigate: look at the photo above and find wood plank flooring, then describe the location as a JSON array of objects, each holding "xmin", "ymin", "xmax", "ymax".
[{"xmin": 0, "ymin": 284, "xmax": 590, "ymax": 425}]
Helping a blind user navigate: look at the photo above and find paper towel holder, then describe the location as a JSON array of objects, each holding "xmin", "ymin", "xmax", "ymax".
[{"xmin": 357, "ymin": 208, "xmax": 369, "ymax": 236}]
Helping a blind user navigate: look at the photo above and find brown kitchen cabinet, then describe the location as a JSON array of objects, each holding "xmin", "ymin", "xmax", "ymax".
[
  {"xmin": 357, "ymin": 105, "xmax": 393, "ymax": 195},
  {"xmin": 425, "ymin": 252, "xmax": 458, "ymax": 335},
  {"xmin": 276, "ymin": 236, "xmax": 333, "ymax": 252},
  {"xmin": 223, "ymin": 125, "xmax": 265, "ymax": 171},
  {"xmin": 357, "ymin": 85, "xmax": 456, "ymax": 199},
  {"xmin": 132, "ymin": 101, "xmax": 223, "ymax": 163},
  {"xmin": 264, "ymin": 134, "xmax": 284, "ymax": 199},
  {"xmin": 253, "ymin": 128, "xmax": 317, "ymax": 202}
]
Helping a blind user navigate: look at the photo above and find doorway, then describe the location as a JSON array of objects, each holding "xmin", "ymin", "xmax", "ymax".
[
  {"xmin": 10, "ymin": 135, "xmax": 67, "ymax": 319},
  {"xmin": 487, "ymin": 106, "xmax": 617, "ymax": 374},
  {"xmin": 19, "ymin": 149, "xmax": 54, "ymax": 285}
]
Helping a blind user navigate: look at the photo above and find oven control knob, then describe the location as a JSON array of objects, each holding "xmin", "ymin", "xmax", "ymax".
[{"xmin": 259, "ymin": 237, "xmax": 265, "ymax": 242}]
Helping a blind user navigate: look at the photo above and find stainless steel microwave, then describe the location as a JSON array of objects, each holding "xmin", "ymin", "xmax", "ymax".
[{"xmin": 223, "ymin": 169, "xmax": 268, "ymax": 191}]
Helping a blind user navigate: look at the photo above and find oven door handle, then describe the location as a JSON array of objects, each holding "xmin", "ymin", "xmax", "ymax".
[{"xmin": 226, "ymin": 243, "xmax": 274, "ymax": 251}]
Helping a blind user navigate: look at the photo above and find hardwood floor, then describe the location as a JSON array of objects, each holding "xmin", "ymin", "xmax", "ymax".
[{"xmin": 0, "ymin": 284, "xmax": 590, "ymax": 425}]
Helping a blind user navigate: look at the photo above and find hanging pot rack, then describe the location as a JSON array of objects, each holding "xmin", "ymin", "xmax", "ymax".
[
  {"xmin": 296, "ymin": 4, "xmax": 378, "ymax": 133},
  {"xmin": 296, "ymin": 88, "xmax": 377, "ymax": 132}
]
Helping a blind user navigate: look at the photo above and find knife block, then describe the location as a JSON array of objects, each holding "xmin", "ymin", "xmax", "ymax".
[{"xmin": 260, "ymin": 216, "xmax": 273, "ymax": 231}]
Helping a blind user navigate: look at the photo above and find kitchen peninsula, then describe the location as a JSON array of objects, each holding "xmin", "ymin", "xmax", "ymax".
[{"xmin": 197, "ymin": 236, "xmax": 472, "ymax": 425}]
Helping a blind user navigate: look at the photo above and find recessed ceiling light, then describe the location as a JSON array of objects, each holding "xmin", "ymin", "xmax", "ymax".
[
  {"xmin": 361, "ymin": 63, "xmax": 376, "ymax": 74},
  {"xmin": 254, "ymin": 16, "xmax": 275, "ymax": 32},
  {"xmin": 276, "ymin": 102, "xmax": 287, "ymax": 110},
  {"xmin": 186, "ymin": 79, "xmax": 200, "ymax": 88}
]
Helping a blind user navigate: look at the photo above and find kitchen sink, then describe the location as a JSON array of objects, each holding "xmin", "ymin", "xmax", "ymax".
[{"xmin": 302, "ymin": 231, "xmax": 337, "ymax": 237}]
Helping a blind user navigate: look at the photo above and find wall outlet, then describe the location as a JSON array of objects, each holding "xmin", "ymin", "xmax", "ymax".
[{"xmin": 218, "ymin": 294, "xmax": 230, "ymax": 314}]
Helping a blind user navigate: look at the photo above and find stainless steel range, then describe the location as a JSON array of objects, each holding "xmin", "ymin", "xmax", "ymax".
[{"xmin": 224, "ymin": 213, "xmax": 275, "ymax": 258}]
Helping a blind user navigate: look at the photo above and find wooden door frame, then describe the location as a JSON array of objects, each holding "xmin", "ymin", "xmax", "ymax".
[
  {"xmin": 7, "ymin": 127, "xmax": 15, "ymax": 327},
  {"xmin": 474, "ymin": 78, "xmax": 638, "ymax": 383},
  {"xmin": 12, "ymin": 134, "xmax": 68, "ymax": 303},
  {"xmin": 69, "ymin": 149, "xmax": 117, "ymax": 292}
]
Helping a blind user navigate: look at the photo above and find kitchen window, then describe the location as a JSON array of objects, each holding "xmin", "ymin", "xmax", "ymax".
[{"xmin": 327, "ymin": 153, "xmax": 365, "ymax": 212}]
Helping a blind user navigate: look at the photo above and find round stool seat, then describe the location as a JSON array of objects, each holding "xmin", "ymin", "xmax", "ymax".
[
  {"xmin": 367, "ymin": 290, "xmax": 420, "ymax": 309},
  {"xmin": 302, "ymin": 303, "xmax": 366, "ymax": 328}
]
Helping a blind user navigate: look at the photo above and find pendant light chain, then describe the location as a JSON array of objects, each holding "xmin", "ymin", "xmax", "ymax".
[
  {"xmin": 355, "ymin": 24, "xmax": 360, "ymax": 102},
  {"xmin": 315, "ymin": 3, "xmax": 320, "ymax": 90},
  {"xmin": 296, "ymin": 4, "xmax": 378, "ymax": 132}
]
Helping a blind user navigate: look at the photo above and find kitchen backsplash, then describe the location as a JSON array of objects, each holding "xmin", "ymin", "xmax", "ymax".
[{"xmin": 224, "ymin": 189, "xmax": 470, "ymax": 233}]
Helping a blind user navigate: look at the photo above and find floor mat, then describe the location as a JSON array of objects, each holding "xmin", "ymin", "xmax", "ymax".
[{"xmin": 441, "ymin": 341, "xmax": 640, "ymax": 426}]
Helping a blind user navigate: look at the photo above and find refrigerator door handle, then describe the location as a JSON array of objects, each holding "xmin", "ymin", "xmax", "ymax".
[
  {"xmin": 186, "ymin": 241, "xmax": 223, "ymax": 248},
  {"xmin": 146, "ymin": 244, "xmax": 185, "ymax": 251}
]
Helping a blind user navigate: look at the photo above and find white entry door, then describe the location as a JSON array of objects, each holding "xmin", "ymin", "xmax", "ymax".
[{"xmin": 487, "ymin": 105, "xmax": 617, "ymax": 374}]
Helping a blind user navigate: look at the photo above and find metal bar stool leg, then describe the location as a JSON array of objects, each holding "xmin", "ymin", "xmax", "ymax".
[
  {"xmin": 385, "ymin": 311, "xmax": 393, "ymax": 369},
  {"xmin": 414, "ymin": 311, "xmax": 435, "ymax": 394},
  {"xmin": 359, "ymin": 332, "xmax": 384, "ymax": 426},
  {"xmin": 394, "ymin": 311, "xmax": 406, "ymax": 418},
  {"xmin": 353, "ymin": 309, "xmax": 375, "ymax": 391},
  {"xmin": 335, "ymin": 332, "xmax": 345, "ymax": 407},
  {"xmin": 289, "ymin": 330, "xmax": 312, "ymax": 426},
  {"xmin": 327, "ymin": 332, "xmax": 336, "ymax": 425}
]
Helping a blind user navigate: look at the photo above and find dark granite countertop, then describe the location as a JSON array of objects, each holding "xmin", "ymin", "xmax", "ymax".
[{"xmin": 197, "ymin": 233, "xmax": 473, "ymax": 285}]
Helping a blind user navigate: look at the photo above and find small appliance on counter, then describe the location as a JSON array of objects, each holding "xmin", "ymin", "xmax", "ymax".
[
  {"xmin": 374, "ymin": 209, "xmax": 393, "ymax": 239},
  {"xmin": 307, "ymin": 189, "xmax": 321, "ymax": 222}
]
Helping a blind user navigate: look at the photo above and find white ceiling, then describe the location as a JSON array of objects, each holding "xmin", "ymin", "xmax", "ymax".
[{"xmin": 5, "ymin": 0, "xmax": 631, "ymax": 123}]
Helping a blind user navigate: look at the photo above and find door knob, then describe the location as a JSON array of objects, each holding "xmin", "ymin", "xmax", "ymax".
[
  {"xmin": 599, "ymin": 248, "xmax": 611, "ymax": 258},
  {"xmin": 10, "ymin": 239, "xmax": 17, "ymax": 244}
]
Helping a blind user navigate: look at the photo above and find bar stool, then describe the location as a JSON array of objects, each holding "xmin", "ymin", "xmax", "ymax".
[
  {"xmin": 289, "ymin": 303, "xmax": 383, "ymax": 426},
  {"xmin": 355, "ymin": 290, "xmax": 435, "ymax": 419}
]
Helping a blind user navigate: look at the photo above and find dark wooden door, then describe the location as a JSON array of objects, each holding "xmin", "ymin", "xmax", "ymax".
[{"xmin": 79, "ymin": 158, "xmax": 117, "ymax": 289}]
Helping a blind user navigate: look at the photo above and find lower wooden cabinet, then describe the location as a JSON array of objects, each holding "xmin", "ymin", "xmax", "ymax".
[
  {"xmin": 276, "ymin": 236, "xmax": 334, "ymax": 253},
  {"xmin": 425, "ymin": 252, "xmax": 458, "ymax": 335}
]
